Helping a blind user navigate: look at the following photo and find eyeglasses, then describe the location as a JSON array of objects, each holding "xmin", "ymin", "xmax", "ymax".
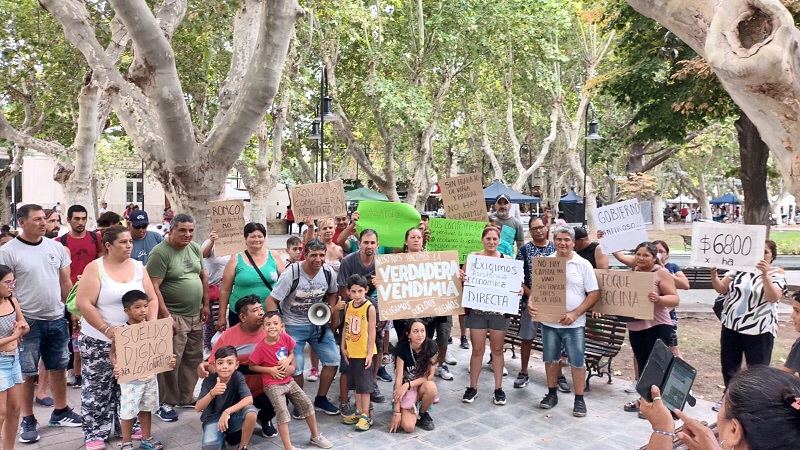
[
  {"xmin": 132, "ymin": 225, "xmax": 148, "ymax": 230},
  {"xmin": 3, "ymin": 280, "xmax": 15, "ymax": 287},
  {"xmin": 531, "ymin": 226, "xmax": 546, "ymax": 231}
]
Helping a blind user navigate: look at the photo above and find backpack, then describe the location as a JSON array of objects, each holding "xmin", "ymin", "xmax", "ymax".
[
  {"xmin": 66, "ymin": 263, "xmax": 103, "ymax": 318},
  {"xmin": 60, "ymin": 231, "xmax": 99, "ymax": 247},
  {"xmin": 286, "ymin": 262, "xmax": 333, "ymax": 297}
]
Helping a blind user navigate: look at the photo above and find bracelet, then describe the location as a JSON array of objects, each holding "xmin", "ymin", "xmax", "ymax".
[
  {"xmin": 652, "ymin": 430, "xmax": 675, "ymax": 437},
  {"xmin": 393, "ymin": 412, "xmax": 401, "ymax": 416},
  {"xmin": 103, "ymin": 326, "xmax": 112, "ymax": 336}
]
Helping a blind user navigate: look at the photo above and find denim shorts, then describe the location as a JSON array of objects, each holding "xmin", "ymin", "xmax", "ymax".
[
  {"xmin": 518, "ymin": 303, "xmax": 540, "ymax": 341},
  {"xmin": 541, "ymin": 325, "xmax": 585, "ymax": 368},
  {"xmin": 284, "ymin": 324, "xmax": 340, "ymax": 376},
  {"xmin": 19, "ymin": 318, "xmax": 70, "ymax": 376},
  {"xmin": 0, "ymin": 352, "xmax": 23, "ymax": 391},
  {"xmin": 201, "ymin": 405, "xmax": 258, "ymax": 450}
]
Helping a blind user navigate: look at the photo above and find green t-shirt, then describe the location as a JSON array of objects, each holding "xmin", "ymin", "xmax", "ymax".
[
  {"xmin": 229, "ymin": 252, "xmax": 279, "ymax": 313},
  {"xmin": 146, "ymin": 241, "xmax": 205, "ymax": 317}
]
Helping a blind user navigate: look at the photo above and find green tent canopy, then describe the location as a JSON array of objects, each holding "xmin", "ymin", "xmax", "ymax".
[{"xmin": 345, "ymin": 187, "xmax": 389, "ymax": 202}]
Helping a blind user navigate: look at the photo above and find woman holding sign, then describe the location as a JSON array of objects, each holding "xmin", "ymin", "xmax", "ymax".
[
  {"xmin": 76, "ymin": 226, "xmax": 160, "ymax": 450},
  {"xmin": 710, "ymin": 240, "xmax": 787, "ymax": 412},
  {"xmin": 462, "ymin": 226, "xmax": 515, "ymax": 406},
  {"xmin": 217, "ymin": 223, "xmax": 284, "ymax": 330}
]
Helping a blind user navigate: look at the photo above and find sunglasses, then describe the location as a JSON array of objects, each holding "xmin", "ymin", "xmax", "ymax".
[{"xmin": 132, "ymin": 224, "xmax": 148, "ymax": 230}]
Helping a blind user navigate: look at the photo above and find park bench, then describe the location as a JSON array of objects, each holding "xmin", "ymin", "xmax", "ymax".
[
  {"xmin": 681, "ymin": 234, "xmax": 692, "ymax": 251},
  {"xmin": 681, "ymin": 267, "xmax": 727, "ymax": 290},
  {"xmin": 505, "ymin": 307, "xmax": 626, "ymax": 390}
]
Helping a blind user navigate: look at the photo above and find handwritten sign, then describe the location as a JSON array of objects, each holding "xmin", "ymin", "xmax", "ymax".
[
  {"xmin": 689, "ymin": 222, "xmax": 766, "ymax": 272},
  {"xmin": 593, "ymin": 270, "xmax": 654, "ymax": 320},
  {"xmin": 210, "ymin": 199, "xmax": 246, "ymax": 256},
  {"xmin": 528, "ymin": 257, "xmax": 567, "ymax": 322},
  {"xmin": 441, "ymin": 173, "xmax": 487, "ymax": 222},
  {"xmin": 115, "ymin": 318, "xmax": 174, "ymax": 384},
  {"xmin": 594, "ymin": 199, "xmax": 649, "ymax": 254},
  {"xmin": 356, "ymin": 201, "xmax": 421, "ymax": 248},
  {"xmin": 290, "ymin": 180, "xmax": 347, "ymax": 220},
  {"xmin": 462, "ymin": 255, "xmax": 523, "ymax": 315},
  {"xmin": 426, "ymin": 218, "xmax": 485, "ymax": 264},
  {"xmin": 375, "ymin": 251, "xmax": 463, "ymax": 320}
]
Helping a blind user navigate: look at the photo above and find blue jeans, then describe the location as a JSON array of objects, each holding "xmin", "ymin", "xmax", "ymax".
[
  {"xmin": 201, "ymin": 406, "xmax": 258, "ymax": 450},
  {"xmin": 19, "ymin": 317, "xmax": 70, "ymax": 376},
  {"xmin": 284, "ymin": 324, "xmax": 340, "ymax": 376},
  {"xmin": 541, "ymin": 325, "xmax": 585, "ymax": 368}
]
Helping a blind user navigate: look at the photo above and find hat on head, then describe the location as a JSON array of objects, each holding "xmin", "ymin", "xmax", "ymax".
[
  {"xmin": 495, "ymin": 193, "xmax": 511, "ymax": 203},
  {"xmin": 573, "ymin": 226, "xmax": 588, "ymax": 240},
  {"xmin": 130, "ymin": 211, "xmax": 149, "ymax": 227}
]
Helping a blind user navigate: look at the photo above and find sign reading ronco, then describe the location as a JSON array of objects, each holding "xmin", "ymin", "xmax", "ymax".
[
  {"xmin": 290, "ymin": 180, "xmax": 347, "ymax": 219},
  {"xmin": 209, "ymin": 199, "xmax": 246, "ymax": 256}
]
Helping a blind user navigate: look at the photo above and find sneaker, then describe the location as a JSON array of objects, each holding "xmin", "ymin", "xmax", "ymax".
[
  {"xmin": 382, "ymin": 353, "xmax": 390, "ymax": 365},
  {"xmin": 155, "ymin": 404, "xmax": 178, "ymax": 422},
  {"xmin": 433, "ymin": 395, "xmax": 440, "ymax": 404},
  {"xmin": 462, "ymin": 387, "xmax": 478, "ymax": 403},
  {"xmin": 513, "ymin": 372, "xmax": 529, "ymax": 389},
  {"xmin": 435, "ymin": 365, "xmax": 453, "ymax": 380},
  {"xmin": 493, "ymin": 388, "xmax": 507, "ymax": 405},
  {"xmin": 354, "ymin": 414, "xmax": 373, "ymax": 431},
  {"xmin": 307, "ymin": 366, "xmax": 319, "ymax": 382},
  {"xmin": 48, "ymin": 406, "xmax": 82, "ymax": 427},
  {"xmin": 342, "ymin": 411, "xmax": 361, "ymax": 425},
  {"xmin": 539, "ymin": 393, "xmax": 558, "ymax": 409},
  {"xmin": 500, "ymin": 366, "xmax": 508, "ymax": 377},
  {"xmin": 624, "ymin": 380, "xmax": 638, "ymax": 394},
  {"xmin": 292, "ymin": 407, "xmax": 303, "ymax": 420},
  {"xmin": 85, "ymin": 439, "xmax": 105, "ymax": 450},
  {"xmin": 314, "ymin": 396, "xmax": 340, "ymax": 415},
  {"xmin": 377, "ymin": 366, "xmax": 393, "ymax": 382},
  {"xmin": 35, "ymin": 396, "xmax": 54, "ymax": 407},
  {"xmin": 712, "ymin": 398, "xmax": 723, "ymax": 412},
  {"xmin": 448, "ymin": 336, "xmax": 453, "ymax": 344},
  {"xmin": 18, "ymin": 416, "xmax": 39, "ymax": 443},
  {"xmin": 72, "ymin": 375, "xmax": 83, "ymax": 389},
  {"xmin": 66, "ymin": 370, "xmax": 76, "ymax": 386},
  {"xmin": 339, "ymin": 402, "xmax": 356, "ymax": 417},
  {"xmin": 460, "ymin": 336, "xmax": 470, "ymax": 349},
  {"xmin": 573, "ymin": 398, "xmax": 587, "ymax": 417},
  {"xmin": 417, "ymin": 411, "xmax": 434, "ymax": 431},
  {"xmin": 370, "ymin": 385, "xmax": 386, "ymax": 403},
  {"xmin": 260, "ymin": 418, "xmax": 277, "ymax": 437},
  {"xmin": 309, "ymin": 433, "xmax": 333, "ymax": 449},
  {"xmin": 557, "ymin": 376, "xmax": 571, "ymax": 393},
  {"xmin": 132, "ymin": 426, "xmax": 143, "ymax": 440},
  {"xmin": 445, "ymin": 350, "xmax": 457, "ymax": 365}
]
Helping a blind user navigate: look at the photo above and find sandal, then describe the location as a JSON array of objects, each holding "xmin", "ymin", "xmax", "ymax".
[
  {"xmin": 623, "ymin": 400, "xmax": 640, "ymax": 412},
  {"xmin": 138, "ymin": 437, "xmax": 163, "ymax": 450},
  {"xmin": 117, "ymin": 443, "xmax": 134, "ymax": 450}
]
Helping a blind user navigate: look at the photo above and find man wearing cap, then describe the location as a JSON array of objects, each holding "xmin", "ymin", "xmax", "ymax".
[
  {"xmin": 573, "ymin": 226, "xmax": 608, "ymax": 270},
  {"xmin": 128, "ymin": 210, "xmax": 163, "ymax": 265},
  {"xmin": 492, "ymin": 194, "xmax": 524, "ymax": 250}
]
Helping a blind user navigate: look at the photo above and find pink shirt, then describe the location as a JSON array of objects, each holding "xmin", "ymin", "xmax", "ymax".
[{"xmin": 627, "ymin": 268, "xmax": 672, "ymax": 331}]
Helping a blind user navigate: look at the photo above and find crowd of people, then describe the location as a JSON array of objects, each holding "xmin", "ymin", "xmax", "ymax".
[{"xmin": 0, "ymin": 196, "xmax": 797, "ymax": 450}]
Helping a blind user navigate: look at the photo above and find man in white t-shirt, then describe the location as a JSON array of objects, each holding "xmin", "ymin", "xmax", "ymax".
[{"xmin": 527, "ymin": 225, "xmax": 598, "ymax": 418}]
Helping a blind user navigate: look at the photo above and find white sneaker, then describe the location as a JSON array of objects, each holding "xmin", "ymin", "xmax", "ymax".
[
  {"xmin": 445, "ymin": 350, "xmax": 457, "ymax": 365},
  {"xmin": 309, "ymin": 433, "xmax": 333, "ymax": 449},
  {"xmin": 624, "ymin": 381, "xmax": 638, "ymax": 394},
  {"xmin": 435, "ymin": 365, "xmax": 454, "ymax": 380}
]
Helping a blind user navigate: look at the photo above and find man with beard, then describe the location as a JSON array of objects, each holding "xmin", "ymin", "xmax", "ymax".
[
  {"xmin": 491, "ymin": 194, "xmax": 524, "ymax": 250},
  {"xmin": 44, "ymin": 208, "xmax": 61, "ymax": 239},
  {"xmin": 198, "ymin": 295, "xmax": 278, "ymax": 439},
  {"xmin": 127, "ymin": 210, "xmax": 162, "ymax": 265}
]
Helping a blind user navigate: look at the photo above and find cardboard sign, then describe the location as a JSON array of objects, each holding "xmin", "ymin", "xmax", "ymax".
[
  {"xmin": 689, "ymin": 222, "xmax": 766, "ymax": 272},
  {"xmin": 356, "ymin": 201, "xmax": 421, "ymax": 248},
  {"xmin": 374, "ymin": 251, "xmax": 463, "ymax": 320},
  {"xmin": 290, "ymin": 180, "xmax": 347, "ymax": 219},
  {"xmin": 593, "ymin": 270, "xmax": 655, "ymax": 320},
  {"xmin": 462, "ymin": 254, "xmax": 523, "ymax": 315},
  {"xmin": 594, "ymin": 199, "xmax": 649, "ymax": 254},
  {"xmin": 210, "ymin": 199, "xmax": 246, "ymax": 256},
  {"xmin": 527, "ymin": 257, "xmax": 567, "ymax": 322},
  {"xmin": 441, "ymin": 173, "xmax": 487, "ymax": 222},
  {"xmin": 426, "ymin": 218, "xmax": 485, "ymax": 264},
  {"xmin": 115, "ymin": 318, "xmax": 174, "ymax": 384}
]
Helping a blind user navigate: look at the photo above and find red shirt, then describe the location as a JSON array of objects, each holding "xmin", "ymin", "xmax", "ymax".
[
  {"xmin": 60, "ymin": 233, "xmax": 103, "ymax": 283},
  {"xmin": 209, "ymin": 324, "xmax": 268, "ymax": 397},
  {"xmin": 248, "ymin": 332, "xmax": 295, "ymax": 387}
]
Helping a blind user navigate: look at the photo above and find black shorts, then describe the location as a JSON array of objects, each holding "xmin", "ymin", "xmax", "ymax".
[{"xmin": 346, "ymin": 358, "xmax": 374, "ymax": 394}]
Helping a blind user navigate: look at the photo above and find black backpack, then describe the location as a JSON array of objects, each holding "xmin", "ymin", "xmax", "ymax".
[
  {"xmin": 286, "ymin": 262, "xmax": 333, "ymax": 296},
  {"xmin": 59, "ymin": 231, "xmax": 99, "ymax": 247}
]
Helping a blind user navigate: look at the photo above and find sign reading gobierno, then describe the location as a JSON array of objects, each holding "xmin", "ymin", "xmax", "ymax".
[{"xmin": 594, "ymin": 199, "xmax": 649, "ymax": 254}]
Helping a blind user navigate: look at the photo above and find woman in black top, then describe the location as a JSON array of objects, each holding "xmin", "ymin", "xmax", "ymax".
[{"xmin": 390, "ymin": 320, "xmax": 437, "ymax": 433}]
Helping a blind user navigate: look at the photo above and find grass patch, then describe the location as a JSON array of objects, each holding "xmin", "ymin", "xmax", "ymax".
[{"xmin": 770, "ymin": 231, "xmax": 800, "ymax": 255}]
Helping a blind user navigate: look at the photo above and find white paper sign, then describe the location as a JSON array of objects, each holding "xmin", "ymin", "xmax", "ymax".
[
  {"xmin": 689, "ymin": 222, "xmax": 766, "ymax": 272},
  {"xmin": 462, "ymin": 254, "xmax": 523, "ymax": 315},
  {"xmin": 640, "ymin": 201, "xmax": 653, "ymax": 225},
  {"xmin": 594, "ymin": 199, "xmax": 649, "ymax": 254}
]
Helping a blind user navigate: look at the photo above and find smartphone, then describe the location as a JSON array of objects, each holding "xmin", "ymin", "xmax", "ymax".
[
  {"xmin": 636, "ymin": 339, "xmax": 673, "ymax": 402},
  {"xmin": 660, "ymin": 357, "xmax": 697, "ymax": 412}
]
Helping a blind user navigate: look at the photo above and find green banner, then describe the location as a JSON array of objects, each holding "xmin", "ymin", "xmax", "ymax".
[
  {"xmin": 356, "ymin": 201, "xmax": 421, "ymax": 248},
  {"xmin": 427, "ymin": 218, "xmax": 485, "ymax": 264}
]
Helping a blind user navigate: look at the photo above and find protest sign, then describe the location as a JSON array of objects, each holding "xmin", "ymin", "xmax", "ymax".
[
  {"xmin": 115, "ymin": 318, "xmax": 174, "ymax": 384},
  {"xmin": 640, "ymin": 200, "xmax": 653, "ymax": 225},
  {"xmin": 210, "ymin": 199, "xmax": 246, "ymax": 256},
  {"xmin": 426, "ymin": 218, "xmax": 485, "ymax": 264},
  {"xmin": 374, "ymin": 251, "xmax": 463, "ymax": 320},
  {"xmin": 594, "ymin": 199, "xmax": 649, "ymax": 254},
  {"xmin": 356, "ymin": 201, "xmax": 421, "ymax": 248},
  {"xmin": 290, "ymin": 180, "xmax": 347, "ymax": 220},
  {"xmin": 593, "ymin": 270, "xmax": 654, "ymax": 320},
  {"xmin": 462, "ymin": 254, "xmax": 523, "ymax": 315},
  {"xmin": 689, "ymin": 222, "xmax": 766, "ymax": 272},
  {"xmin": 527, "ymin": 257, "xmax": 567, "ymax": 322},
  {"xmin": 441, "ymin": 173, "xmax": 487, "ymax": 222}
]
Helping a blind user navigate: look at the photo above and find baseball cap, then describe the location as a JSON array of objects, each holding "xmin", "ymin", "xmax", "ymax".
[
  {"xmin": 573, "ymin": 226, "xmax": 588, "ymax": 240},
  {"xmin": 130, "ymin": 211, "xmax": 149, "ymax": 227},
  {"xmin": 495, "ymin": 193, "xmax": 511, "ymax": 203}
]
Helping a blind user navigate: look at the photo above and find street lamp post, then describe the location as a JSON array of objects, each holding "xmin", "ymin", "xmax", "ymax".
[
  {"xmin": 583, "ymin": 102, "xmax": 603, "ymax": 226},
  {"xmin": 308, "ymin": 65, "xmax": 338, "ymax": 182}
]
